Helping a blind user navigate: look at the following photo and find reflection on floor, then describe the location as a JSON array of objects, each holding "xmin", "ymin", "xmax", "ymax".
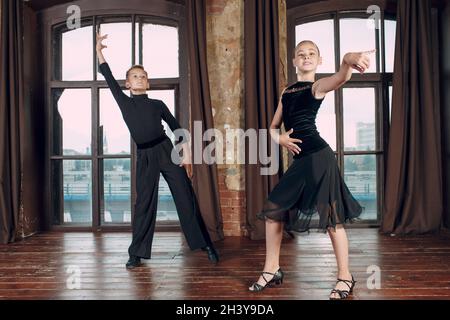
[{"xmin": 0, "ymin": 229, "xmax": 449, "ymax": 300}]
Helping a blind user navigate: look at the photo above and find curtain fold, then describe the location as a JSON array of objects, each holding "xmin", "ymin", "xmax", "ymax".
[
  {"xmin": 244, "ymin": 0, "xmax": 281, "ymax": 240},
  {"xmin": 186, "ymin": 0, "xmax": 224, "ymax": 242},
  {"xmin": 0, "ymin": 0, "xmax": 24, "ymax": 244},
  {"xmin": 381, "ymin": 0, "xmax": 443, "ymax": 234}
]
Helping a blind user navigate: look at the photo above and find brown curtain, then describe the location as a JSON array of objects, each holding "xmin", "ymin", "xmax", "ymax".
[
  {"xmin": 442, "ymin": 2, "xmax": 450, "ymax": 230},
  {"xmin": 0, "ymin": 0, "xmax": 24, "ymax": 243},
  {"xmin": 381, "ymin": 0, "xmax": 443, "ymax": 234},
  {"xmin": 244, "ymin": 0, "xmax": 281, "ymax": 240},
  {"xmin": 186, "ymin": 0, "xmax": 224, "ymax": 242}
]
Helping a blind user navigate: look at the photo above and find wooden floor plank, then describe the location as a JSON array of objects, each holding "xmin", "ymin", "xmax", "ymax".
[{"xmin": 0, "ymin": 229, "xmax": 449, "ymax": 300}]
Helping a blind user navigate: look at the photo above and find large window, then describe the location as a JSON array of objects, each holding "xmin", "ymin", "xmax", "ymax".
[
  {"xmin": 289, "ymin": 9, "xmax": 396, "ymax": 223},
  {"xmin": 49, "ymin": 12, "xmax": 186, "ymax": 229}
]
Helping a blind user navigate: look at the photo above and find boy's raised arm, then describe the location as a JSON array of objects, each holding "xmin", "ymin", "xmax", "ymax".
[{"xmin": 96, "ymin": 33, "xmax": 128, "ymax": 106}]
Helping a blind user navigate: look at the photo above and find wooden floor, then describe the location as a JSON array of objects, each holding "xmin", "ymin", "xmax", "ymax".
[{"xmin": 0, "ymin": 229, "xmax": 449, "ymax": 300}]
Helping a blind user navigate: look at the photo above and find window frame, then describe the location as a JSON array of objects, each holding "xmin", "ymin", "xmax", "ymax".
[
  {"xmin": 41, "ymin": 0, "xmax": 188, "ymax": 232},
  {"xmin": 287, "ymin": 3, "xmax": 396, "ymax": 226}
]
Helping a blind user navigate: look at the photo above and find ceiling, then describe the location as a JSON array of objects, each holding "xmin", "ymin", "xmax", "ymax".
[
  {"xmin": 25, "ymin": 0, "xmax": 75, "ymax": 11},
  {"xmin": 286, "ymin": 0, "xmax": 324, "ymax": 10},
  {"xmin": 24, "ymin": 0, "xmax": 186, "ymax": 11},
  {"xmin": 23, "ymin": 0, "xmax": 450, "ymax": 13},
  {"xmin": 286, "ymin": 0, "xmax": 449, "ymax": 10}
]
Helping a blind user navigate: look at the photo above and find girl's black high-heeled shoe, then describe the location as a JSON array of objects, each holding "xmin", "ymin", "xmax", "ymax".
[
  {"xmin": 248, "ymin": 268, "xmax": 284, "ymax": 292},
  {"xmin": 329, "ymin": 275, "xmax": 356, "ymax": 300}
]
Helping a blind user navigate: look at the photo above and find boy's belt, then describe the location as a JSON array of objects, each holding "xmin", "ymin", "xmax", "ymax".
[{"xmin": 136, "ymin": 135, "xmax": 169, "ymax": 149}]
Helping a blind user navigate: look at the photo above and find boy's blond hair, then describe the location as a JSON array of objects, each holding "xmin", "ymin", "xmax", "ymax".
[{"xmin": 126, "ymin": 65, "xmax": 148, "ymax": 79}]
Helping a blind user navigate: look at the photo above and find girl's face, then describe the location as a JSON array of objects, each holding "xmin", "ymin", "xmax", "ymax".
[
  {"xmin": 126, "ymin": 68, "xmax": 150, "ymax": 91},
  {"xmin": 293, "ymin": 43, "xmax": 322, "ymax": 74}
]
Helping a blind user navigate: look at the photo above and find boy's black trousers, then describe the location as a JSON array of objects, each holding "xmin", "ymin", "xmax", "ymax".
[{"xmin": 128, "ymin": 137, "xmax": 212, "ymax": 259}]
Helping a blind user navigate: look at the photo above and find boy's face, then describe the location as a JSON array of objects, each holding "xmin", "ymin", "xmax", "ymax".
[
  {"xmin": 293, "ymin": 43, "xmax": 322, "ymax": 73},
  {"xmin": 126, "ymin": 68, "xmax": 150, "ymax": 91}
]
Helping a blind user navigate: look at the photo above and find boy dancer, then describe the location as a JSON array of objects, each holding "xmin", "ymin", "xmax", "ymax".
[{"xmin": 96, "ymin": 33, "xmax": 219, "ymax": 268}]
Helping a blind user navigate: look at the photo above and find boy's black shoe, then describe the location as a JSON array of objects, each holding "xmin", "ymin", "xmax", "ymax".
[
  {"xmin": 126, "ymin": 256, "xmax": 141, "ymax": 269},
  {"xmin": 202, "ymin": 246, "xmax": 219, "ymax": 264}
]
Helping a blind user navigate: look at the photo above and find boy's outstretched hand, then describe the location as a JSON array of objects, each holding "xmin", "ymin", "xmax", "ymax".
[
  {"xmin": 344, "ymin": 49, "xmax": 376, "ymax": 74},
  {"xmin": 96, "ymin": 33, "xmax": 108, "ymax": 51},
  {"xmin": 96, "ymin": 32, "xmax": 108, "ymax": 64}
]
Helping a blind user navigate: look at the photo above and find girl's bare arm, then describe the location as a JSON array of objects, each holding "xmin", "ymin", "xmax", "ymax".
[
  {"xmin": 270, "ymin": 92, "xmax": 303, "ymax": 155},
  {"xmin": 312, "ymin": 50, "xmax": 376, "ymax": 98}
]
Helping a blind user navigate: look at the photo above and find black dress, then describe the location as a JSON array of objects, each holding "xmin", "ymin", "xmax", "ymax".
[{"xmin": 257, "ymin": 81, "xmax": 363, "ymax": 232}]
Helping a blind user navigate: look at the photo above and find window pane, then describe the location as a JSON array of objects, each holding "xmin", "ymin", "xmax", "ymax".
[
  {"xmin": 388, "ymin": 85, "xmax": 393, "ymax": 124},
  {"xmin": 62, "ymin": 26, "xmax": 93, "ymax": 80},
  {"xmin": 343, "ymin": 88, "xmax": 376, "ymax": 151},
  {"xmin": 101, "ymin": 159, "xmax": 131, "ymax": 224},
  {"xmin": 149, "ymin": 90, "xmax": 176, "ymax": 142},
  {"xmin": 316, "ymin": 94, "xmax": 336, "ymax": 151},
  {"xmin": 135, "ymin": 22, "xmax": 139, "ymax": 64},
  {"xmin": 295, "ymin": 20, "xmax": 335, "ymax": 73},
  {"xmin": 344, "ymin": 155, "xmax": 377, "ymax": 220},
  {"xmin": 52, "ymin": 160, "xmax": 92, "ymax": 224},
  {"xmin": 340, "ymin": 19, "xmax": 377, "ymax": 73},
  {"xmin": 100, "ymin": 89, "xmax": 131, "ymax": 154},
  {"xmin": 384, "ymin": 20, "xmax": 396, "ymax": 72},
  {"xmin": 97, "ymin": 22, "xmax": 132, "ymax": 80},
  {"xmin": 142, "ymin": 24, "xmax": 179, "ymax": 78},
  {"xmin": 157, "ymin": 175, "xmax": 179, "ymax": 222},
  {"xmin": 53, "ymin": 89, "xmax": 91, "ymax": 155}
]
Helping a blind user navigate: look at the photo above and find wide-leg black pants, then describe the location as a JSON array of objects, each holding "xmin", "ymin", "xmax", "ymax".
[{"xmin": 128, "ymin": 138, "xmax": 212, "ymax": 258}]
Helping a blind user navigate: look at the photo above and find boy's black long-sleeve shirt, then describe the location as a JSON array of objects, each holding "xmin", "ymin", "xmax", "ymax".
[{"xmin": 99, "ymin": 62, "xmax": 186, "ymax": 145}]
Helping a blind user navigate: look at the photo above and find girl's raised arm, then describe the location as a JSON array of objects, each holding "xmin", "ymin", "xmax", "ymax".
[{"xmin": 312, "ymin": 49, "xmax": 376, "ymax": 99}]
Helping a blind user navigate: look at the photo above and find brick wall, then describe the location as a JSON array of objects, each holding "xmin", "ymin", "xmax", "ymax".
[
  {"xmin": 217, "ymin": 168, "xmax": 246, "ymax": 236},
  {"xmin": 205, "ymin": 0, "xmax": 287, "ymax": 236}
]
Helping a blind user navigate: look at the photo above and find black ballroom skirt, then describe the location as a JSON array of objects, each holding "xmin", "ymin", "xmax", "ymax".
[{"xmin": 257, "ymin": 145, "xmax": 363, "ymax": 233}]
